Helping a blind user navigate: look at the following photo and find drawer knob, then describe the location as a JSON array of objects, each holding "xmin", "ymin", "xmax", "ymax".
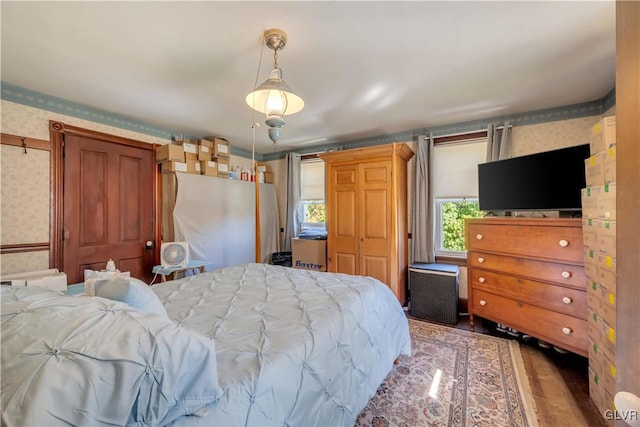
[
  {"xmin": 477, "ymin": 257, "xmax": 485, "ymax": 263},
  {"xmin": 562, "ymin": 296, "xmax": 573, "ymax": 304},
  {"xmin": 559, "ymin": 239, "xmax": 569, "ymax": 247},
  {"xmin": 479, "ymin": 300, "xmax": 487, "ymax": 306},
  {"xmin": 478, "ymin": 277, "xmax": 486, "ymax": 283},
  {"xmin": 561, "ymin": 271, "xmax": 572, "ymax": 279},
  {"xmin": 476, "ymin": 234, "xmax": 484, "ymax": 240},
  {"xmin": 562, "ymin": 327, "xmax": 572, "ymax": 335}
]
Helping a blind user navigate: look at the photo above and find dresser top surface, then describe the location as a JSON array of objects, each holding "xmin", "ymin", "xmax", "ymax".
[{"xmin": 466, "ymin": 217, "xmax": 583, "ymax": 227}]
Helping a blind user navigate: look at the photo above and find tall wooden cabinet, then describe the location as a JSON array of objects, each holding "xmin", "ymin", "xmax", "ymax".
[{"xmin": 320, "ymin": 143, "xmax": 414, "ymax": 304}]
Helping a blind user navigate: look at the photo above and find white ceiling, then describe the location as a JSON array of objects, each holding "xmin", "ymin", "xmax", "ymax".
[{"xmin": 1, "ymin": 1, "xmax": 616, "ymax": 154}]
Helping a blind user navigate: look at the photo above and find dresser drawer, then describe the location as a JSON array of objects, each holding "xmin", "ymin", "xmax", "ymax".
[
  {"xmin": 470, "ymin": 269, "xmax": 586, "ymax": 318},
  {"xmin": 468, "ymin": 251, "xmax": 586, "ymax": 289},
  {"xmin": 472, "ymin": 289, "xmax": 588, "ymax": 356},
  {"xmin": 467, "ymin": 223, "xmax": 583, "ymax": 263}
]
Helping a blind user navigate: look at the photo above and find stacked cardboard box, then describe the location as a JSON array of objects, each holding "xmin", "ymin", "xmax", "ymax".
[
  {"xmin": 256, "ymin": 161, "xmax": 275, "ymax": 183},
  {"xmin": 582, "ymin": 116, "xmax": 616, "ymax": 423},
  {"xmin": 156, "ymin": 141, "xmax": 201, "ymax": 175},
  {"xmin": 203, "ymin": 137, "xmax": 231, "ymax": 178}
]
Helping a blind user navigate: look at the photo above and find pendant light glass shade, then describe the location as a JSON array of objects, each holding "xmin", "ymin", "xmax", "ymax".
[
  {"xmin": 246, "ymin": 28, "xmax": 304, "ymax": 145},
  {"xmin": 246, "ymin": 69, "xmax": 304, "ymax": 116}
]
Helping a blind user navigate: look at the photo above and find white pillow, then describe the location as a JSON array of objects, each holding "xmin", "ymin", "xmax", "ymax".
[{"xmin": 91, "ymin": 277, "xmax": 168, "ymax": 317}]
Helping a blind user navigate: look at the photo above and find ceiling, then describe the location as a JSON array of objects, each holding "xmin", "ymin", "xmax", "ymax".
[{"xmin": 1, "ymin": 1, "xmax": 616, "ymax": 154}]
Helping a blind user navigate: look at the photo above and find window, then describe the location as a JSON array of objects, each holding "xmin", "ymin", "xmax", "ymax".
[
  {"xmin": 300, "ymin": 160, "xmax": 326, "ymax": 228},
  {"xmin": 435, "ymin": 199, "xmax": 482, "ymax": 256},
  {"xmin": 433, "ymin": 138, "xmax": 486, "ymax": 257}
]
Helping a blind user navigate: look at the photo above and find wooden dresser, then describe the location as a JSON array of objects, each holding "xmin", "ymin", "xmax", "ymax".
[{"xmin": 465, "ymin": 217, "xmax": 587, "ymax": 357}]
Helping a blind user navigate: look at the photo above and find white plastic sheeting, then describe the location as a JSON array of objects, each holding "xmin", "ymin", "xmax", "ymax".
[{"xmin": 172, "ymin": 173, "xmax": 279, "ymax": 269}]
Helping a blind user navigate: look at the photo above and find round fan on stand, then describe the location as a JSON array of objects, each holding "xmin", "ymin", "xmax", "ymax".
[{"xmin": 160, "ymin": 242, "xmax": 190, "ymax": 268}]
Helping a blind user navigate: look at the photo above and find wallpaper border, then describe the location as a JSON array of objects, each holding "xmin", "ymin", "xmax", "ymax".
[{"xmin": 2, "ymin": 81, "xmax": 614, "ymax": 162}]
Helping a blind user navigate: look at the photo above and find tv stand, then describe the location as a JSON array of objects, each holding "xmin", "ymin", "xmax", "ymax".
[{"xmin": 465, "ymin": 217, "xmax": 587, "ymax": 357}]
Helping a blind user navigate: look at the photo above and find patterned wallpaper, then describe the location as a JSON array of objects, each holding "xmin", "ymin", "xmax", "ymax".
[
  {"xmin": 1, "ymin": 252, "xmax": 50, "ymax": 276},
  {"xmin": 512, "ymin": 115, "xmax": 600, "ymax": 157},
  {"xmin": 1, "ymin": 145, "xmax": 50, "ymax": 243}
]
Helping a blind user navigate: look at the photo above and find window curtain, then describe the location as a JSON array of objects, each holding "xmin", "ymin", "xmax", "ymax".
[
  {"xmin": 411, "ymin": 134, "xmax": 435, "ymax": 263},
  {"xmin": 283, "ymin": 152, "xmax": 302, "ymax": 251},
  {"xmin": 486, "ymin": 121, "xmax": 512, "ymax": 161}
]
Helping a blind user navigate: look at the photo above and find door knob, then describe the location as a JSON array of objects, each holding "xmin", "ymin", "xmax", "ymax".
[{"xmin": 145, "ymin": 240, "xmax": 155, "ymax": 249}]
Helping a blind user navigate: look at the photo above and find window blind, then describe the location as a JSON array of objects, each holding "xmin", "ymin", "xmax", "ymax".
[
  {"xmin": 301, "ymin": 161, "xmax": 325, "ymax": 200},
  {"xmin": 433, "ymin": 139, "xmax": 487, "ymax": 198}
]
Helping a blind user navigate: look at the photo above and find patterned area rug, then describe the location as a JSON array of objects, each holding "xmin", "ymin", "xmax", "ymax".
[{"xmin": 356, "ymin": 319, "xmax": 539, "ymax": 427}]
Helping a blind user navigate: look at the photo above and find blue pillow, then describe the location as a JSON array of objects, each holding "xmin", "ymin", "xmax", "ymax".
[
  {"xmin": 1, "ymin": 287, "xmax": 222, "ymax": 426},
  {"xmin": 93, "ymin": 277, "xmax": 168, "ymax": 317}
]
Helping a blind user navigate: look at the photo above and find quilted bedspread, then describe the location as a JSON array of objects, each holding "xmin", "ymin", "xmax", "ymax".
[{"xmin": 156, "ymin": 263, "xmax": 411, "ymax": 427}]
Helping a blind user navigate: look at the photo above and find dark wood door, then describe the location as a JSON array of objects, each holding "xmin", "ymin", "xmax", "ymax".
[{"xmin": 63, "ymin": 134, "xmax": 155, "ymax": 283}]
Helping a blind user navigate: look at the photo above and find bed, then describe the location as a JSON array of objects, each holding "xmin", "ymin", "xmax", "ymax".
[{"xmin": 1, "ymin": 263, "xmax": 411, "ymax": 426}]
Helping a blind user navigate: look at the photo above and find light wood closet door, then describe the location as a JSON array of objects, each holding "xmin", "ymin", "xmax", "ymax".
[
  {"xmin": 331, "ymin": 164, "xmax": 358, "ymax": 275},
  {"xmin": 359, "ymin": 161, "xmax": 392, "ymax": 286}
]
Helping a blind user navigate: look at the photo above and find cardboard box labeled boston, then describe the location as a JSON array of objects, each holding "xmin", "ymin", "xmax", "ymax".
[
  {"xmin": 156, "ymin": 144, "xmax": 185, "ymax": 162},
  {"xmin": 292, "ymin": 238, "xmax": 327, "ymax": 271}
]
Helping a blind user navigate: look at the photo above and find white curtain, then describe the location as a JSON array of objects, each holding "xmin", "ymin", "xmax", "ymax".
[
  {"xmin": 283, "ymin": 152, "xmax": 302, "ymax": 251},
  {"xmin": 172, "ymin": 173, "xmax": 279, "ymax": 268},
  {"xmin": 411, "ymin": 134, "xmax": 435, "ymax": 263},
  {"xmin": 486, "ymin": 121, "xmax": 512, "ymax": 161}
]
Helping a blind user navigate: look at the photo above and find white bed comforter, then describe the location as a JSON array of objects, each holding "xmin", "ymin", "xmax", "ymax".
[{"xmin": 155, "ymin": 263, "xmax": 411, "ymax": 427}]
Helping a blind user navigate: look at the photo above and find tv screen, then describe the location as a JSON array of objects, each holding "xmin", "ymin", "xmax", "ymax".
[{"xmin": 478, "ymin": 144, "xmax": 590, "ymax": 212}]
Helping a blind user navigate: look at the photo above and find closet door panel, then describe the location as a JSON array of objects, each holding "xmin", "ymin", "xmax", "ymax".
[
  {"xmin": 336, "ymin": 252, "xmax": 357, "ymax": 276},
  {"xmin": 360, "ymin": 161, "xmax": 392, "ymax": 284},
  {"xmin": 362, "ymin": 255, "xmax": 389, "ymax": 286},
  {"xmin": 330, "ymin": 165, "xmax": 358, "ymax": 274}
]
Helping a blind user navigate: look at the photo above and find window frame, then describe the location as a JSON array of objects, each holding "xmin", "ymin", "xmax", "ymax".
[{"xmin": 300, "ymin": 158, "xmax": 326, "ymax": 230}]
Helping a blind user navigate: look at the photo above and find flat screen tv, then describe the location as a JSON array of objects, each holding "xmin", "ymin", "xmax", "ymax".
[{"xmin": 478, "ymin": 144, "xmax": 590, "ymax": 213}]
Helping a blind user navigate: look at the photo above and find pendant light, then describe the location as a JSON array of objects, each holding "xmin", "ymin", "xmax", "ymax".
[{"xmin": 246, "ymin": 29, "xmax": 304, "ymax": 145}]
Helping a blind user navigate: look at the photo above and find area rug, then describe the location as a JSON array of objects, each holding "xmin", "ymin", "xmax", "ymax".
[{"xmin": 356, "ymin": 318, "xmax": 539, "ymax": 427}]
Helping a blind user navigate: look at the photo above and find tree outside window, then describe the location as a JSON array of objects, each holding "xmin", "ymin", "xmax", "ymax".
[{"xmin": 438, "ymin": 199, "xmax": 483, "ymax": 254}]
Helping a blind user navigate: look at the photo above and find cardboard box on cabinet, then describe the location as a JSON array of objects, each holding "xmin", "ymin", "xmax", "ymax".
[
  {"xmin": 212, "ymin": 138, "xmax": 230, "ymax": 158},
  {"xmin": 263, "ymin": 171, "xmax": 275, "ymax": 184},
  {"xmin": 200, "ymin": 160, "xmax": 218, "ymax": 177},
  {"xmin": 160, "ymin": 161, "xmax": 188, "ymax": 173},
  {"xmin": 291, "ymin": 238, "xmax": 327, "ymax": 271},
  {"xmin": 198, "ymin": 145, "xmax": 211, "ymax": 161},
  {"xmin": 156, "ymin": 144, "xmax": 185, "ymax": 162},
  {"xmin": 256, "ymin": 161, "xmax": 272, "ymax": 173},
  {"xmin": 216, "ymin": 157, "xmax": 230, "ymax": 177},
  {"xmin": 185, "ymin": 159, "xmax": 201, "ymax": 175},
  {"xmin": 199, "ymin": 138, "xmax": 214, "ymax": 148}
]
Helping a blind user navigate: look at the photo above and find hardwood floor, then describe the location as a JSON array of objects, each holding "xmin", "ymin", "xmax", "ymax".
[{"xmin": 409, "ymin": 313, "xmax": 607, "ymax": 426}]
